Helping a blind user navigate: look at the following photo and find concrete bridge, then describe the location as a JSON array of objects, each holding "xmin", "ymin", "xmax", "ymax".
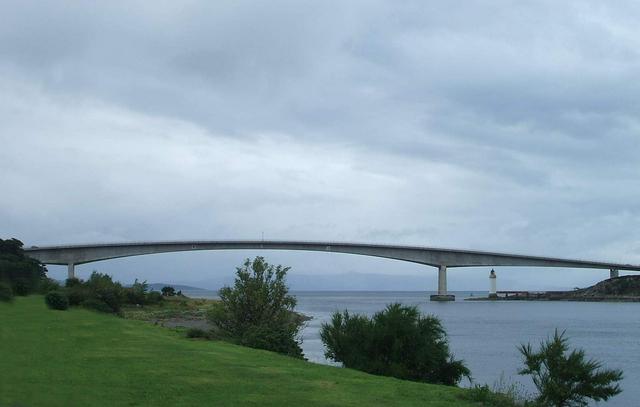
[{"xmin": 24, "ymin": 240, "xmax": 640, "ymax": 301}]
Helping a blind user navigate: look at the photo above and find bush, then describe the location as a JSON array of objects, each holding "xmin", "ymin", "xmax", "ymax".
[
  {"xmin": 186, "ymin": 327, "xmax": 211, "ymax": 339},
  {"xmin": 63, "ymin": 278, "xmax": 87, "ymax": 306},
  {"xmin": 161, "ymin": 286, "xmax": 176, "ymax": 296},
  {"xmin": 321, "ymin": 303, "xmax": 470, "ymax": 386},
  {"xmin": 45, "ymin": 291, "xmax": 69, "ymax": 310},
  {"xmin": 84, "ymin": 272, "xmax": 125, "ymax": 313},
  {"xmin": 66, "ymin": 285, "xmax": 87, "ymax": 306},
  {"xmin": 0, "ymin": 281, "xmax": 13, "ymax": 302},
  {"xmin": 146, "ymin": 291, "xmax": 164, "ymax": 305},
  {"xmin": 83, "ymin": 298, "xmax": 116, "ymax": 314},
  {"xmin": 207, "ymin": 257, "xmax": 304, "ymax": 358},
  {"xmin": 125, "ymin": 279, "xmax": 149, "ymax": 305},
  {"xmin": 519, "ymin": 330, "xmax": 623, "ymax": 406},
  {"xmin": 39, "ymin": 278, "xmax": 61, "ymax": 294},
  {"xmin": 65, "ymin": 277, "xmax": 82, "ymax": 288},
  {"xmin": 464, "ymin": 384, "xmax": 525, "ymax": 407},
  {"xmin": 13, "ymin": 280, "xmax": 31, "ymax": 296},
  {"xmin": 62, "ymin": 273, "xmax": 162, "ymax": 311},
  {"xmin": 0, "ymin": 238, "xmax": 47, "ymax": 296}
]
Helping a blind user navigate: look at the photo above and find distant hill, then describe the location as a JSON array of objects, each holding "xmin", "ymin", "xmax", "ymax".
[{"xmin": 571, "ymin": 275, "xmax": 640, "ymax": 298}]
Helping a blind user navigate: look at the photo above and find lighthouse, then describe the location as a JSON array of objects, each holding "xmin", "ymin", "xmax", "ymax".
[{"xmin": 489, "ymin": 269, "xmax": 497, "ymax": 299}]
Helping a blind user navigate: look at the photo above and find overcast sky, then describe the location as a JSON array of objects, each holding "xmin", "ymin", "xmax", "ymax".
[{"xmin": 1, "ymin": 1, "xmax": 639, "ymax": 290}]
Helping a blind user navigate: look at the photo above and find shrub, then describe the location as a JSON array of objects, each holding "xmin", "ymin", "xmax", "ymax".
[
  {"xmin": 65, "ymin": 277, "xmax": 82, "ymax": 288},
  {"xmin": 63, "ymin": 273, "xmax": 162, "ymax": 311},
  {"xmin": 39, "ymin": 278, "xmax": 61, "ymax": 294},
  {"xmin": 161, "ymin": 286, "xmax": 176, "ymax": 296},
  {"xmin": 125, "ymin": 279, "xmax": 149, "ymax": 305},
  {"xmin": 519, "ymin": 329, "xmax": 623, "ymax": 406},
  {"xmin": 84, "ymin": 272, "xmax": 125, "ymax": 313},
  {"xmin": 464, "ymin": 384, "xmax": 525, "ymax": 407},
  {"xmin": 186, "ymin": 328, "xmax": 211, "ymax": 339},
  {"xmin": 0, "ymin": 281, "xmax": 13, "ymax": 302},
  {"xmin": 83, "ymin": 298, "xmax": 116, "ymax": 314},
  {"xmin": 13, "ymin": 280, "xmax": 30, "ymax": 296},
  {"xmin": 45, "ymin": 291, "xmax": 69, "ymax": 310},
  {"xmin": 321, "ymin": 303, "xmax": 470, "ymax": 386},
  {"xmin": 0, "ymin": 238, "xmax": 47, "ymax": 296},
  {"xmin": 146, "ymin": 291, "xmax": 164, "ymax": 305},
  {"xmin": 207, "ymin": 257, "xmax": 304, "ymax": 358},
  {"xmin": 66, "ymin": 286, "xmax": 87, "ymax": 306}
]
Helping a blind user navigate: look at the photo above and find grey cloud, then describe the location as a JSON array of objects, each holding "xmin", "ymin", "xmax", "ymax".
[{"xmin": 1, "ymin": 1, "xmax": 639, "ymax": 289}]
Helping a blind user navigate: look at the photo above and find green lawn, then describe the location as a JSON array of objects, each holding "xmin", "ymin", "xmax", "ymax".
[{"xmin": 0, "ymin": 296, "xmax": 478, "ymax": 406}]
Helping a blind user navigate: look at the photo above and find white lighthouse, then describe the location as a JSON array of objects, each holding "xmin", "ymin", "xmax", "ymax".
[{"xmin": 489, "ymin": 269, "xmax": 497, "ymax": 298}]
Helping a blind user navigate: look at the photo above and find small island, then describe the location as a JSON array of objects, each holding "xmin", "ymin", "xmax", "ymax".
[{"xmin": 467, "ymin": 275, "xmax": 640, "ymax": 302}]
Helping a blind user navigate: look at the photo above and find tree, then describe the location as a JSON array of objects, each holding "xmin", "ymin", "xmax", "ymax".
[
  {"xmin": 519, "ymin": 330, "xmax": 623, "ymax": 407},
  {"xmin": 0, "ymin": 238, "xmax": 47, "ymax": 295},
  {"xmin": 207, "ymin": 257, "xmax": 304, "ymax": 358},
  {"xmin": 161, "ymin": 286, "xmax": 176, "ymax": 296},
  {"xmin": 321, "ymin": 303, "xmax": 470, "ymax": 386},
  {"xmin": 0, "ymin": 281, "xmax": 13, "ymax": 302},
  {"xmin": 83, "ymin": 271, "xmax": 125, "ymax": 313},
  {"xmin": 125, "ymin": 279, "xmax": 149, "ymax": 305}
]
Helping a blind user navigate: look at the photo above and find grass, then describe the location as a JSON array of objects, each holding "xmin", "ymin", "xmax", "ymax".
[
  {"xmin": 0, "ymin": 296, "xmax": 481, "ymax": 406},
  {"xmin": 121, "ymin": 296, "xmax": 216, "ymax": 322}
]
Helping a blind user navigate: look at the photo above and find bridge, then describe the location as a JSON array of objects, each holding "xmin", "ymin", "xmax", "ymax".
[{"xmin": 24, "ymin": 240, "xmax": 640, "ymax": 301}]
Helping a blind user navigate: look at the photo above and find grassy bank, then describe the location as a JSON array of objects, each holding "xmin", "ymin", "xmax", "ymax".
[
  {"xmin": 122, "ymin": 296, "xmax": 217, "ymax": 324},
  {"xmin": 1, "ymin": 296, "xmax": 478, "ymax": 406}
]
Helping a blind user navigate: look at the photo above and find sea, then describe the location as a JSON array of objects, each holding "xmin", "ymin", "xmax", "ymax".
[{"xmin": 189, "ymin": 290, "xmax": 640, "ymax": 406}]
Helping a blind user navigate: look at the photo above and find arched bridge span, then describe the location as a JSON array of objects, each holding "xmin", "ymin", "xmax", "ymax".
[{"xmin": 24, "ymin": 240, "xmax": 640, "ymax": 301}]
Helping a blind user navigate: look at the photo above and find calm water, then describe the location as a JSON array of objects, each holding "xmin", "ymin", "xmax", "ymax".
[
  {"xmin": 293, "ymin": 291, "xmax": 640, "ymax": 407},
  {"xmin": 187, "ymin": 289, "xmax": 639, "ymax": 406}
]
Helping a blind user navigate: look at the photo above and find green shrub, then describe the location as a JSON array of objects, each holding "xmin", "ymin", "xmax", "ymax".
[
  {"xmin": 13, "ymin": 280, "xmax": 30, "ymax": 296},
  {"xmin": 64, "ymin": 274, "xmax": 161, "ymax": 311},
  {"xmin": 464, "ymin": 384, "xmax": 523, "ymax": 407},
  {"xmin": 66, "ymin": 286, "xmax": 87, "ymax": 306},
  {"xmin": 186, "ymin": 328, "xmax": 211, "ymax": 339},
  {"xmin": 161, "ymin": 286, "xmax": 176, "ymax": 296},
  {"xmin": 45, "ymin": 291, "xmax": 69, "ymax": 310},
  {"xmin": 321, "ymin": 303, "xmax": 470, "ymax": 386},
  {"xmin": 65, "ymin": 277, "xmax": 82, "ymax": 288},
  {"xmin": 125, "ymin": 279, "xmax": 149, "ymax": 305},
  {"xmin": 146, "ymin": 291, "xmax": 164, "ymax": 305},
  {"xmin": 519, "ymin": 330, "xmax": 623, "ymax": 406},
  {"xmin": 83, "ymin": 298, "xmax": 116, "ymax": 314},
  {"xmin": 0, "ymin": 281, "xmax": 13, "ymax": 302},
  {"xmin": 0, "ymin": 238, "xmax": 47, "ymax": 296},
  {"xmin": 207, "ymin": 257, "xmax": 304, "ymax": 358},
  {"xmin": 84, "ymin": 272, "xmax": 125, "ymax": 313},
  {"xmin": 39, "ymin": 278, "xmax": 61, "ymax": 294}
]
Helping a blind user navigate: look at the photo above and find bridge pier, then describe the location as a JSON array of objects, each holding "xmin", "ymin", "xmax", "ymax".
[
  {"xmin": 67, "ymin": 263, "xmax": 75, "ymax": 280},
  {"xmin": 610, "ymin": 268, "xmax": 619, "ymax": 279},
  {"xmin": 430, "ymin": 265, "xmax": 455, "ymax": 301}
]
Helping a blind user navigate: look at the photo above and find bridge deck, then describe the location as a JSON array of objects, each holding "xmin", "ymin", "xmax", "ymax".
[{"xmin": 24, "ymin": 240, "xmax": 640, "ymax": 271}]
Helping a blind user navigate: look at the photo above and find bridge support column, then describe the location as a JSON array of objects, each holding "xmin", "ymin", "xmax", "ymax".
[
  {"xmin": 430, "ymin": 265, "xmax": 455, "ymax": 301},
  {"xmin": 610, "ymin": 268, "xmax": 619, "ymax": 279},
  {"xmin": 67, "ymin": 263, "xmax": 75, "ymax": 280}
]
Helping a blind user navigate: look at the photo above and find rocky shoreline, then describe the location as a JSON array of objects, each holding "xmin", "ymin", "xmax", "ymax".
[{"xmin": 466, "ymin": 275, "xmax": 640, "ymax": 302}]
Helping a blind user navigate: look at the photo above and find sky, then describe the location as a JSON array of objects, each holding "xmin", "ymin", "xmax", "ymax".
[{"xmin": 1, "ymin": 1, "xmax": 639, "ymax": 291}]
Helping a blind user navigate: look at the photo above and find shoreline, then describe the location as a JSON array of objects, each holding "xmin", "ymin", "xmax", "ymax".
[{"xmin": 465, "ymin": 295, "xmax": 640, "ymax": 302}]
